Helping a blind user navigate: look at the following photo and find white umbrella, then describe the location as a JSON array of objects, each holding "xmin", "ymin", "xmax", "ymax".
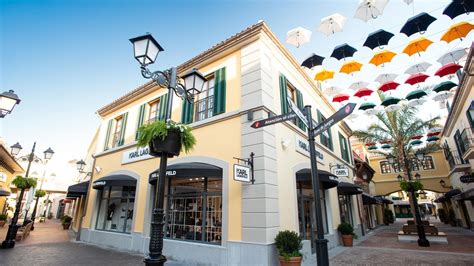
[
  {"xmin": 318, "ymin": 13, "xmax": 347, "ymax": 36},
  {"xmin": 323, "ymin": 86, "xmax": 343, "ymax": 96},
  {"xmin": 286, "ymin": 27, "xmax": 312, "ymax": 48},
  {"xmin": 354, "ymin": 0, "xmax": 389, "ymax": 22},
  {"xmin": 404, "ymin": 0, "xmax": 413, "ymax": 4},
  {"xmin": 407, "ymin": 98, "xmax": 426, "ymax": 107},
  {"xmin": 375, "ymin": 73, "xmax": 397, "ymax": 83},
  {"xmin": 385, "ymin": 104, "xmax": 401, "ymax": 112},
  {"xmin": 437, "ymin": 48, "xmax": 468, "ymax": 65},
  {"xmin": 405, "ymin": 62, "xmax": 432, "ymax": 74},
  {"xmin": 433, "ymin": 91, "xmax": 454, "ymax": 102},
  {"xmin": 349, "ymin": 81, "xmax": 370, "ymax": 90}
]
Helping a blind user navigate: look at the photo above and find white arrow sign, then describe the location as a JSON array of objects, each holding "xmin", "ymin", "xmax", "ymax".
[{"xmin": 287, "ymin": 97, "xmax": 308, "ymax": 128}]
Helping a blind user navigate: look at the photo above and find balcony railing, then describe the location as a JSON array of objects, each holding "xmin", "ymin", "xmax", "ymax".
[
  {"xmin": 445, "ymin": 149, "xmax": 469, "ymax": 170},
  {"xmin": 194, "ymin": 96, "xmax": 213, "ymax": 122},
  {"xmin": 460, "ymin": 127, "xmax": 474, "ymax": 159}
]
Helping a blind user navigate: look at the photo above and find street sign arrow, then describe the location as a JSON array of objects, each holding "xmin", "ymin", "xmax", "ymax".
[
  {"xmin": 312, "ymin": 102, "xmax": 357, "ymax": 137},
  {"xmin": 250, "ymin": 112, "xmax": 298, "ymax": 128},
  {"xmin": 287, "ymin": 97, "xmax": 308, "ymax": 128}
]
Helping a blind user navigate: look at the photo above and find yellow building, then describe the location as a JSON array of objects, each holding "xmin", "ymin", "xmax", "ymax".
[
  {"xmin": 440, "ymin": 44, "xmax": 474, "ymax": 229},
  {"xmin": 0, "ymin": 143, "xmax": 24, "ymax": 214},
  {"xmin": 80, "ymin": 21, "xmax": 363, "ymax": 265}
]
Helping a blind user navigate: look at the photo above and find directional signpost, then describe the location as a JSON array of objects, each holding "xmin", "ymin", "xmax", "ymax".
[{"xmin": 250, "ymin": 101, "xmax": 356, "ymax": 266}]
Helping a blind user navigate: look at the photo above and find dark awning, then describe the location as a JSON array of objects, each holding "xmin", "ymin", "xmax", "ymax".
[
  {"xmin": 149, "ymin": 162, "xmax": 223, "ymax": 185},
  {"xmin": 67, "ymin": 181, "xmax": 90, "ymax": 198},
  {"xmin": 445, "ymin": 188, "xmax": 461, "ymax": 198},
  {"xmin": 452, "ymin": 188, "xmax": 474, "ymax": 201},
  {"xmin": 434, "ymin": 195, "xmax": 447, "ymax": 203},
  {"xmin": 362, "ymin": 193, "xmax": 381, "ymax": 205},
  {"xmin": 337, "ymin": 182, "xmax": 363, "ymax": 195},
  {"xmin": 0, "ymin": 188, "xmax": 11, "ymax": 197},
  {"xmin": 93, "ymin": 175, "xmax": 137, "ymax": 190},
  {"xmin": 295, "ymin": 169, "xmax": 339, "ymax": 189}
]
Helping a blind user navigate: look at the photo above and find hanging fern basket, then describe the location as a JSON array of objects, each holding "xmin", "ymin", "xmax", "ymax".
[{"xmin": 149, "ymin": 129, "xmax": 182, "ymax": 157}]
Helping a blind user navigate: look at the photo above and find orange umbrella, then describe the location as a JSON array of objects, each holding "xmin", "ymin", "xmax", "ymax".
[
  {"xmin": 315, "ymin": 69, "xmax": 335, "ymax": 81},
  {"xmin": 441, "ymin": 21, "xmax": 474, "ymax": 43},
  {"xmin": 369, "ymin": 50, "xmax": 396, "ymax": 66},
  {"xmin": 339, "ymin": 60, "xmax": 363, "ymax": 74},
  {"xmin": 403, "ymin": 37, "xmax": 433, "ymax": 56}
]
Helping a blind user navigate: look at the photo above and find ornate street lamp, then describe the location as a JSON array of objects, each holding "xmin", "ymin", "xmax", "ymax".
[
  {"xmin": 76, "ymin": 159, "xmax": 86, "ymax": 172},
  {"xmin": 0, "ymin": 90, "xmax": 21, "ymax": 118},
  {"xmin": 415, "ymin": 150, "xmax": 425, "ymax": 161},
  {"xmin": 130, "ymin": 33, "xmax": 206, "ymax": 266},
  {"xmin": 386, "ymin": 153, "xmax": 396, "ymax": 164},
  {"xmin": 10, "ymin": 142, "xmax": 22, "ymax": 156}
]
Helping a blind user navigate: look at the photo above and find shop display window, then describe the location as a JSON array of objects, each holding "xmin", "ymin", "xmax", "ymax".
[
  {"xmin": 338, "ymin": 194, "xmax": 353, "ymax": 226},
  {"xmin": 96, "ymin": 186, "xmax": 135, "ymax": 233}
]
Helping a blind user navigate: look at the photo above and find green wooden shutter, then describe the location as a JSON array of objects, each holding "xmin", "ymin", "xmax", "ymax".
[
  {"xmin": 328, "ymin": 128, "xmax": 333, "ymax": 150},
  {"xmin": 213, "ymin": 67, "xmax": 226, "ymax": 115},
  {"xmin": 158, "ymin": 93, "xmax": 169, "ymax": 121},
  {"xmin": 135, "ymin": 104, "xmax": 146, "ymax": 140},
  {"xmin": 295, "ymin": 89, "xmax": 306, "ymax": 131},
  {"xmin": 279, "ymin": 74, "xmax": 288, "ymax": 114},
  {"xmin": 103, "ymin": 119, "xmax": 113, "ymax": 151},
  {"xmin": 119, "ymin": 112, "xmax": 128, "ymax": 146},
  {"xmin": 181, "ymin": 98, "xmax": 194, "ymax": 124},
  {"xmin": 339, "ymin": 132, "xmax": 349, "ymax": 162}
]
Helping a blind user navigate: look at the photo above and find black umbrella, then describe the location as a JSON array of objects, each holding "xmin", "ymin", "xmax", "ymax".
[
  {"xmin": 301, "ymin": 53, "xmax": 325, "ymax": 69},
  {"xmin": 331, "ymin": 43, "xmax": 357, "ymax": 60},
  {"xmin": 363, "ymin": 29, "xmax": 394, "ymax": 50},
  {"xmin": 443, "ymin": 0, "xmax": 473, "ymax": 19},
  {"xmin": 400, "ymin": 12, "xmax": 437, "ymax": 37}
]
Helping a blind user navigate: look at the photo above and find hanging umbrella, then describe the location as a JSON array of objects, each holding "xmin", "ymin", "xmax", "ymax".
[
  {"xmin": 323, "ymin": 86, "xmax": 343, "ymax": 96},
  {"xmin": 441, "ymin": 21, "xmax": 474, "ymax": 43},
  {"xmin": 365, "ymin": 142, "xmax": 377, "ymax": 146},
  {"xmin": 369, "ymin": 50, "xmax": 396, "ymax": 66},
  {"xmin": 410, "ymin": 139, "xmax": 423, "ymax": 146},
  {"xmin": 404, "ymin": 0, "xmax": 413, "ymax": 4},
  {"xmin": 332, "ymin": 93, "xmax": 350, "ymax": 103},
  {"xmin": 354, "ymin": 0, "xmax": 389, "ymax": 22},
  {"xmin": 315, "ymin": 69, "xmax": 335, "ymax": 81},
  {"xmin": 405, "ymin": 62, "xmax": 432, "ymax": 74},
  {"xmin": 286, "ymin": 27, "xmax": 312, "ymax": 48},
  {"xmin": 427, "ymin": 131, "xmax": 440, "ymax": 137},
  {"xmin": 359, "ymin": 102, "xmax": 376, "ymax": 110},
  {"xmin": 301, "ymin": 53, "xmax": 325, "ymax": 69},
  {"xmin": 407, "ymin": 97, "xmax": 426, "ymax": 107},
  {"xmin": 349, "ymin": 81, "xmax": 370, "ymax": 91},
  {"xmin": 364, "ymin": 29, "xmax": 395, "ymax": 49},
  {"xmin": 318, "ymin": 13, "xmax": 347, "ymax": 36},
  {"xmin": 427, "ymin": 136, "xmax": 440, "ymax": 142},
  {"xmin": 381, "ymin": 144, "xmax": 391, "ymax": 149},
  {"xmin": 368, "ymin": 145, "xmax": 378, "ymax": 150},
  {"xmin": 379, "ymin": 81, "xmax": 400, "ymax": 92},
  {"xmin": 443, "ymin": 0, "xmax": 474, "ymax": 19},
  {"xmin": 433, "ymin": 81, "xmax": 457, "ymax": 93},
  {"xmin": 400, "ymin": 12, "xmax": 437, "ymax": 36},
  {"xmin": 433, "ymin": 91, "xmax": 454, "ymax": 102},
  {"xmin": 385, "ymin": 104, "xmax": 402, "ymax": 112},
  {"xmin": 405, "ymin": 73, "xmax": 429, "ymax": 85},
  {"xmin": 438, "ymin": 48, "xmax": 468, "ymax": 65},
  {"xmin": 402, "ymin": 37, "xmax": 433, "ymax": 56},
  {"xmin": 382, "ymin": 96, "xmax": 401, "ymax": 107},
  {"xmin": 428, "ymin": 127, "xmax": 443, "ymax": 134},
  {"xmin": 435, "ymin": 63, "xmax": 462, "ymax": 77},
  {"xmin": 340, "ymin": 60, "xmax": 363, "ymax": 74},
  {"xmin": 331, "ymin": 43, "xmax": 357, "ymax": 60},
  {"xmin": 406, "ymin": 89, "xmax": 427, "ymax": 100},
  {"xmin": 411, "ymin": 135, "xmax": 423, "ymax": 140},
  {"xmin": 354, "ymin": 88, "xmax": 374, "ymax": 98},
  {"xmin": 375, "ymin": 73, "xmax": 397, "ymax": 83}
]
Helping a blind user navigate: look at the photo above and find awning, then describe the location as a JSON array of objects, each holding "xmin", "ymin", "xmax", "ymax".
[
  {"xmin": 149, "ymin": 162, "xmax": 223, "ymax": 185},
  {"xmin": 445, "ymin": 188, "xmax": 461, "ymax": 198},
  {"xmin": 0, "ymin": 187, "xmax": 11, "ymax": 197},
  {"xmin": 362, "ymin": 193, "xmax": 381, "ymax": 205},
  {"xmin": 452, "ymin": 188, "xmax": 474, "ymax": 201},
  {"xmin": 93, "ymin": 175, "xmax": 137, "ymax": 189},
  {"xmin": 66, "ymin": 181, "xmax": 90, "ymax": 198},
  {"xmin": 295, "ymin": 169, "xmax": 339, "ymax": 189},
  {"xmin": 434, "ymin": 195, "xmax": 447, "ymax": 203},
  {"xmin": 337, "ymin": 182, "xmax": 363, "ymax": 195},
  {"xmin": 381, "ymin": 198, "xmax": 393, "ymax": 204}
]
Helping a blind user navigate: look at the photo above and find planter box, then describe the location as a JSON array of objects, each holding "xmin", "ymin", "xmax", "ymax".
[
  {"xmin": 278, "ymin": 256, "xmax": 302, "ymax": 266},
  {"xmin": 149, "ymin": 129, "xmax": 181, "ymax": 157}
]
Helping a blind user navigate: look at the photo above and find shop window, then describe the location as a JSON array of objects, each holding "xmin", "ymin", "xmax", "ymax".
[
  {"xmin": 96, "ymin": 186, "xmax": 135, "ymax": 233},
  {"xmin": 338, "ymin": 194, "xmax": 353, "ymax": 226},
  {"xmin": 380, "ymin": 161, "xmax": 392, "ymax": 174},
  {"xmin": 195, "ymin": 75, "xmax": 215, "ymax": 122},
  {"xmin": 422, "ymin": 156, "xmax": 435, "ymax": 170}
]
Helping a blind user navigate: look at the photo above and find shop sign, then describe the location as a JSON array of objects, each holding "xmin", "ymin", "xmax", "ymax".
[
  {"xmin": 233, "ymin": 164, "xmax": 251, "ymax": 183},
  {"xmin": 333, "ymin": 167, "xmax": 349, "ymax": 177},
  {"xmin": 295, "ymin": 136, "xmax": 323, "ymax": 163},
  {"xmin": 122, "ymin": 147, "xmax": 153, "ymax": 164},
  {"xmin": 0, "ymin": 172, "xmax": 7, "ymax": 182}
]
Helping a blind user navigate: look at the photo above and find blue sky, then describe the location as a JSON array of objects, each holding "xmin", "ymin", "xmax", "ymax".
[{"xmin": 0, "ymin": 0, "xmax": 468, "ymax": 186}]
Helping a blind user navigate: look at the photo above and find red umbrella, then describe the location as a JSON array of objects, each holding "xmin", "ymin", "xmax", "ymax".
[
  {"xmin": 332, "ymin": 93, "xmax": 350, "ymax": 103},
  {"xmin": 379, "ymin": 81, "xmax": 400, "ymax": 92},
  {"xmin": 354, "ymin": 88, "xmax": 374, "ymax": 98},
  {"xmin": 405, "ymin": 73, "xmax": 429, "ymax": 85},
  {"xmin": 427, "ymin": 131, "xmax": 440, "ymax": 137},
  {"xmin": 411, "ymin": 135, "xmax": 423, "ymax": 140},
  {"xmin": 435, "ymin": 63, "xmax": 462, "ymax": 77}
]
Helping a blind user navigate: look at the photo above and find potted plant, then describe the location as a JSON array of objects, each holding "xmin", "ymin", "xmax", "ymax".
[
  {"xmin": 61, "ymin": 215, "xmax": 73, "ymax": 230},
  {"xmin": 337, "ymin": 222, "xmax": 357, "ymax": 247},
  {"xmin": 274, "ymin": 230, "xmax": 302, "ymax": 266},
  {"xmin": 12, "ymin": 175, "xmax": 37, "ymax": 190},
  {"xmin": 0, "ymin": 214, "xmax": 7, "ymax": 227},
  {"xmin": 137, "ymin": 120, "xmax": 196, "ymax": 157}
]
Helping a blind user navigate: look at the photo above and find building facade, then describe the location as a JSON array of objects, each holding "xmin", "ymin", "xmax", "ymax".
[
  {"xmin": 0, "ymin": 143, "xmax": 24, "ymax": 214},
  {"xmin": 79, "ymin": 21, "xmax": 362, "ymax": 265}
]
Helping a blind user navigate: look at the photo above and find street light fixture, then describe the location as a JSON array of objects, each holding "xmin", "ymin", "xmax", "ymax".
[
  {"xmin": 415, "ymin": 173, "xmax": 421, "ymax": 180},
  {"xmin": 10, "ymin": 142, "xmax": 22, "ymax": 156},
  {"xmin": 130, "ymin": 33, "xmax": 163, "ymax": 66},
  {"xmin": 415, "ymin": 150, "xmax": 425, "ymax": 161},
  {"xmin": 386, "ymin": 153, "xmax": 396, "ymax": 164},
  {"xmin": 76, "ymin": 159, "xmax": 86, "ymax": 172},
  {"xmin": 397, "ymin": 174, "xmax": 404, "ymax": 182},
  {"xmin": 0, "ymin": 90, "xmax": 21, "ymax": 118},
  {"xmin": 44, "ymin": 148, "xmax": 55, "ymax": 160}
]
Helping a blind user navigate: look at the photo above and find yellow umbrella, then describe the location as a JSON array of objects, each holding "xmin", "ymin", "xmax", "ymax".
[
  {"xmin": 339, "ymin": 60, "xmax": 363, "ymax": 74},
  {"xmin": 315, "ymin": 69, "xmax": 335, "ymax": 81},
  {"xmin": 369, "ymin": 50, "xmax": 396, "ymax": 66},
  {"xmin": 403, "ymin": 37, "xmax": 433, "ymax": 56},
  {"xmin": 441, "ymin": 21, "xmax": 474, "ymax": 43}
]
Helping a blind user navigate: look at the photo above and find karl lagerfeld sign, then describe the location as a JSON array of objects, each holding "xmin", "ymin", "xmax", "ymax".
[
  {"xmin": 233, "ymin": 164, "xmax": 251, "ymax": 183},
  {"xmin": 295, "ymin": 136, "xmax": 323, "ymax": 163},
  {"xmin": 122, "ymin": 147, "xmax": 153, "ymax": 164}
]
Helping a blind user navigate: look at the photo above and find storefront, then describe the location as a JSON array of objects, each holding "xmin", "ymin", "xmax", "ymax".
[
  {"xmin": 66, "ymin": 181, "xmax": 90, "ymax": 233},
  {"xmin": 0, "ymin": 143, "xmax": 24, "ymax": 214},
  {"xmin": 361, "ymin": 193, "xmax": 381, "ymax": 229},
  {"xmin": 453, "ymin": 188, "xmax": 474, "ymax": 229},
  {"xmin": 337, "ymin": 182, "xmax": 363, "ymax": 227}
]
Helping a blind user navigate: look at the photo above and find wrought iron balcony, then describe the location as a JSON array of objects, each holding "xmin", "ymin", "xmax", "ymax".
[
  {"xmin": 460, "ymin": 127, "xmax": 474, "ymax": 160},
  {"xmin": 445, "ymin": 149, "xmax": 470, "ymax": 175}
]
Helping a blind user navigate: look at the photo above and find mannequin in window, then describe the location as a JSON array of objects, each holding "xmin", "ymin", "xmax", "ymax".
[{"xmin": 107, "ymin": 203, "xmax": 116, "ymax": 220}]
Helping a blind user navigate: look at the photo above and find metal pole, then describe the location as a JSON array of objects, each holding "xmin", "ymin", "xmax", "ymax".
[
  {"xmin": 165, "ymin": 67, "xmax": 176, "ymax": 121},
  {"xmin": 402, "ymin": 149, "xmax": 429, "ymax": 247},
  {"xmin": 305, "ymin": 106, "xmax": 329, "ymax": 266},
  {"xmin": 2, "ymin": 142, "xmax": 36, "ymax": 249},
  {"xmin": 30, "ymin": 164, "xmax": 48, "ymax": 230}
]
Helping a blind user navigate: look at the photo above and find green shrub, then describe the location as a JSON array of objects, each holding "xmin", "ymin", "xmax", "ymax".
[
  {"xmin": 137, "ymin": 120, "xmax": 196, "ymax": 153},
  {"xmin": 12, "ymin": 176, "xmax": 37, "ymax": 189},
  {"xmin": 274, "ymin": 230, "xmax": 302, "ymax": 261},
  {"xmin": 61, "ymin": 215, "xmax": 73, "ymax": 224},
  {"xmin": 337, "ymin": 222, "xmax": 357, "ymax": 238},
  {"xmin": 35, "ymin": 189, "xmax": 46, "ymax": 198},
  {"xmin": 0, "ymin": 214, "xmax": 7, "ymax": 221},
  {"xmin": 399, "ymin": 180, "xmax": 423, "ymax": 192}
]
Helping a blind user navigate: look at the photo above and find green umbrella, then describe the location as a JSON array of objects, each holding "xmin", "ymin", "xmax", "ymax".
[
  {"xmin": 410, "ymin": 139, "xmax": 423, "ymax": 145},
  {"xmin": 381, "ymin": 144, "xmax": 391, "ymax": 149},
  {"xmin": 359, "ymin": 102, "xmax": 376, "ymax": 110},
  {"xmin": 368, "ymin": 145, "xmax": 378, "ymax": 150},
  {"xmin": 406, "ymin": 89, "xmax": 427, "ymax": 100},
  {"xmin": 433, "ymin": 81, "xmax": 457, "ymax": 93},
  {"xmin": 381, "ymin": 97, "xmax": 400, "ymax": 107},
  {"xmin": 427, "ymin": 136, "xmax": 440, "ymax": 142}
]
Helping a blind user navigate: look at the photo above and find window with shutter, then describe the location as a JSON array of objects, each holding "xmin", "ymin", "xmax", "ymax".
[
  {"xmin": 339, "ymin": 132, "xmax": 349, "ymax": 162},
  {"xmin": 318, "ymin": 111, "xmax": 333, "ymax": 150},
  {"xmin": 135, "ymin": 104, "xmax": 146, "ymax": 140},
  {"xmin": 103, "ymin": 119, "xmax": 113, "ymax": 151},
  {"xmin": 213, "ymin": 68, "xmax": 226, "ymax": 116}
]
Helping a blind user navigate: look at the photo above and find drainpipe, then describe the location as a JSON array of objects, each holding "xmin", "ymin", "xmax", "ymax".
[{"xmin": 76, "ymin": 155, "xmax": 96, "ymax": 242}]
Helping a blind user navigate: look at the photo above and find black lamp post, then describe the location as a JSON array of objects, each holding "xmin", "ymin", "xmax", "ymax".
[
  {"xmin": 0, "ymin": 90, "xmax": 21, "ymax": 118},
  {"xmin": 387, "ymin": 150, "xmax": 430, "ymax": 247},
  {"xmin": 130, "ymin": 33, "xmax": 206, "ymax": 266}
]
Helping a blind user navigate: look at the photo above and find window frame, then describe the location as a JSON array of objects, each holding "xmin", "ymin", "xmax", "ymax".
[
  {"xmin": 319, "ymin": 112, "xmax": 333, "ymax": 150},
  {"xmin": 338, "ymin": 132, "xmax": 349, "ymax": 162},
  {"xmin": 194, "ymin": 74, "xmax": 215, "ymax": 122},
  {"xmin": 421, "ymin": 155, "xmax": 435, "ymax": 170},
  {"xmin": 147, "ymin": 98, "xmax": 161, "ymax": 124},
  {"xmin": 111, "ymin": 115, "xmax": 123, "ymax": 148},
  {"xmin": 380, "ymin": 160, "xmax": 392, "ymax": 174}
]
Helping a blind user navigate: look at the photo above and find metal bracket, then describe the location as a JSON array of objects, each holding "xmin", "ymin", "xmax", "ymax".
[
  {"xmin": 233, "ymin": 152, "xmax": 255, "ymax": 184},
  {"xmin": 329, "ymin": 163, "xmax": 344, "ymax": 170}
]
